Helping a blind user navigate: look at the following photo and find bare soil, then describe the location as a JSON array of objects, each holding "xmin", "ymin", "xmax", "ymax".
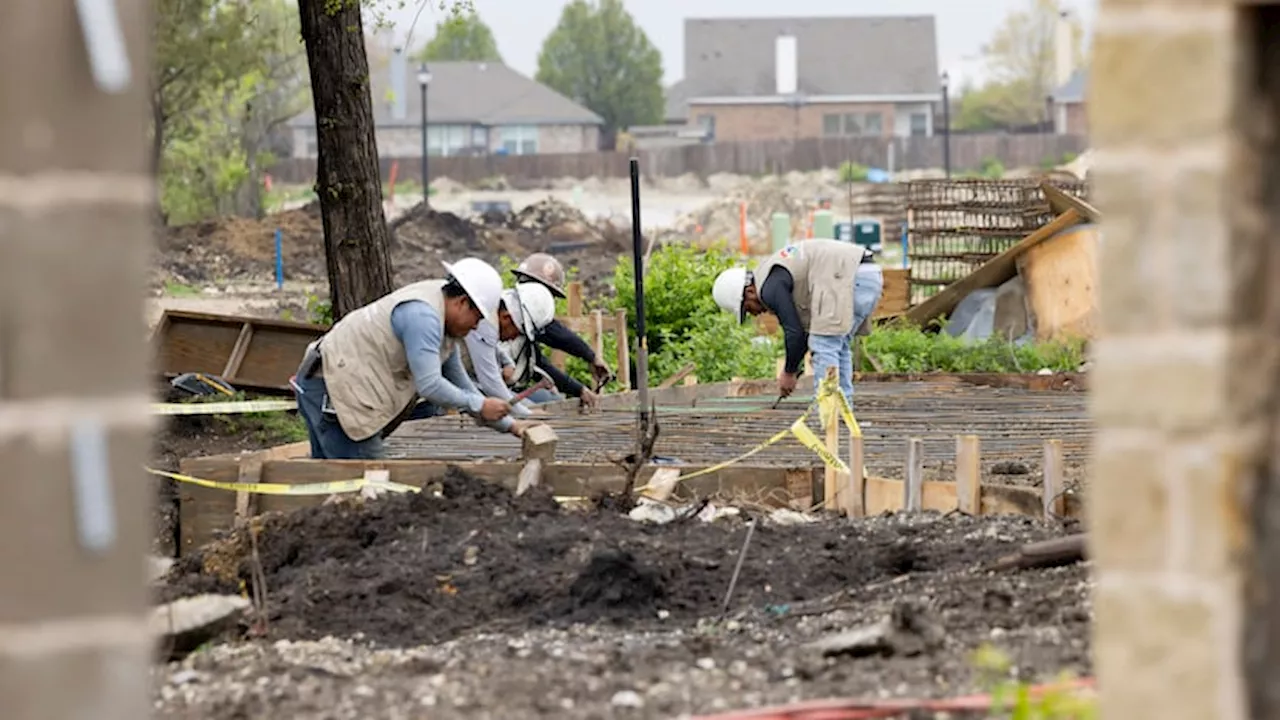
[
  {"xmin": 154, "ymin": 468, "xmax": 1090, "ymax": 719},
  {"xmin": 158, "ymin": 198, "xmax": 629, "ymax": 298}
]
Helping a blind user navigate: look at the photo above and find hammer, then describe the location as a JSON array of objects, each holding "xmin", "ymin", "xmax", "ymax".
[{"xmin": 511, "ymin": 376, "xmax": 554, "ymax": 404}]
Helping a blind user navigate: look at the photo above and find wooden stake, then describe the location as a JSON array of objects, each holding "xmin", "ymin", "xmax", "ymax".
[
  {"xmin": 955, "ymin": 435, "xmax": 981, "ymax": 515},
  {"xmin": 591, "ymin": 309, "xmax": 605, "ymax": 360},
  {"xmin": 822, "ymin": 367, "xmax": 847, "ymax": 512},
  {"xmin": 683, "ymin": 374, "xmax": 698, "ymax": 386},
  {"xmin": 904, "ymin": 438, "xmax": 924, "ymax": 511},
  {"xmin": 657, "ymin": 362, "xmax": 696, "ymax": 389},
  {"xmin": 614, "ymin": 309, "xmax": 631, "ymax": 391},
  {"xmin": 1043, "ymin": 439, "xmax": 1064, "ymax": 518},
  {"xmin": 233, "ymin": 457, "xmax": 263, "ymax": 527},
  {"xmin": 847, "ymin": 435, "xmax": 866, "ymax": 517}
]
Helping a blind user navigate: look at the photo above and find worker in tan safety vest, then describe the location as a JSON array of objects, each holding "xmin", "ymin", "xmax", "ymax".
[
  {"xmin": 712, "ymin": 239, "xmax": 884, "ymax": 405},
  {"xmin": 291, "ymin": 258, "xmax": 534, "ymax": 459}
]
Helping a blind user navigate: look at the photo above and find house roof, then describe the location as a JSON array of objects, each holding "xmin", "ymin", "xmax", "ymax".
[
  {"xmin": 1052, "ymin": 69, "xmax": 1087, "ymax": 104},
  {"xmin": 290, "ymin": 61, "xmax": 602, "ymax": 127},
  {"xmin": 665, "ymin": 79, "xmax": 691, "ymax": 123},
  {"xmin": 670, "ymin": 15, "xmax": 940, "ymax": 117}
]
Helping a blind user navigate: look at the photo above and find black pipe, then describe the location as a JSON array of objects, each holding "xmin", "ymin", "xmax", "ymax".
[{"xmin": 629, "ymin": 157, "xmax": 649, "ymax": 427}]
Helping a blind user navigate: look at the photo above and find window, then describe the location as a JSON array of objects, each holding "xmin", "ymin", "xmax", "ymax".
[
  {"xmin": 696, "ymin": 113, "xmax": 716, "ymax": 140},
  {"xmin": 910, "ymin": 112, "xmax": 928, "ymax": 137},
  {"xmin": 302, "ymin": 128, "xmax": 318, "ymax": 157},
  {"xmin": 499, "ymin": 125, "xmax": 539, "ymax": 155},
  {"xmin": 427, "ymin": 125, "xmax": 469, "ymax": 156},
  {"xmin": 823, "ymin": 112, "xmax": 883, "ymax": 137}
]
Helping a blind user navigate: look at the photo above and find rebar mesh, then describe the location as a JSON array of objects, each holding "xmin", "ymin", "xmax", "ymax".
[{"xmin": 905, "ymin": 179, "xmax": 1089, "ymax": 304}]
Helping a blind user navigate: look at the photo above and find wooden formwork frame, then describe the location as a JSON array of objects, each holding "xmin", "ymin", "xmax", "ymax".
[{"xmin": 171, "ymin": 373, "xmax": 1087, "ymax": 556}]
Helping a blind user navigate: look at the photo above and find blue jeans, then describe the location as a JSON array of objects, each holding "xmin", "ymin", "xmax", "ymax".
[
  {"xmin": 525, "ymin": 388, "xmax": 563, "ymax": 404},
  {"xmin": 808, "ymin": 265, "xmax": 884, "ymax": 405},
  {"xmin": 294, "ymin": 371, "xmax": 444, "ymax": 459}
]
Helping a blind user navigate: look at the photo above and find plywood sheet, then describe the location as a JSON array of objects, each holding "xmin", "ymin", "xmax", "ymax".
[{"xmin": 1016, "ymin": 224, "xmax": 1100, "ymax": 342}]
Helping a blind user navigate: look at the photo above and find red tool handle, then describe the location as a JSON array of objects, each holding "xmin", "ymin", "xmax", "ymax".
[{"xmin": 511, "ymin": 378, "xmax": 552, "ymax": 404}]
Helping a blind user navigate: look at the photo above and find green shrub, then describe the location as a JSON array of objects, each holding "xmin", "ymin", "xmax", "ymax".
[
  {"xmin": 838, "ymin": 161, "xmax": 870, "ymax": 183},
  {"xmin": 862, "ymin": 319, "xmax": 1085, "ymax": 373}
]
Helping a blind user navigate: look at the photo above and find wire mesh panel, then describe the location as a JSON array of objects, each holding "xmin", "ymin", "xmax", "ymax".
[{"xmin": 905, "ymin": 179, "xmax": 1089, "ymax": 304}]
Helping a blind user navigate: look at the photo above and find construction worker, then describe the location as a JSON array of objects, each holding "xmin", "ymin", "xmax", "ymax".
[
  {"xmin": 292, "ymin": 258, "xmax": 533, "ymax": 460},
  {"xmin": 460, "ymin": 282, "xmax": 558, "ymax": 418},
  {"xmin": 712, "ymin": 239, "xmax": 884, "ymax": 405},
  {"xmin": 509, "ymin": 252, "xmax": 610, "ymax": 406}
]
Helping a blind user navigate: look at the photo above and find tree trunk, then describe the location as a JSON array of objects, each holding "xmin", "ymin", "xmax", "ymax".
[{"xmin": 297, "ymin": 0, "xmax": 394, "ymax": 320}]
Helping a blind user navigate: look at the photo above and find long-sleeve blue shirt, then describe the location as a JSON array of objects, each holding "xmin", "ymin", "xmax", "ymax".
[{"xmin": 390, "ymin": 300, "xmax": 513, "ymax": 432}]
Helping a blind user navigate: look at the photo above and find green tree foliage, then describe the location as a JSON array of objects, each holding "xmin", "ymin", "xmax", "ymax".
[
  {"xmin": 416, "ymin": 11, "xmax": 503, "ymax": 63},
  {"xmin": 954, "ymin": 0, "xmax": 1085, "ymax": 131},
  {"xmin": 154, "ymin": 0, "xmax": 308, "ymax": 223},
  {"xmin": 535, "ymin": 0, "xmax": 663, "ymax": 146}
]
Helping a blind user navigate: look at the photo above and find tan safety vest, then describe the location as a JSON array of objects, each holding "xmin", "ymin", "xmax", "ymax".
[
  {"xmin": 753, "ymin": 239, "xmax": 866, "ymax": 336},
  {"xmin": 318, "ymin": 280, "xmax": 457, "ymax": 441}
]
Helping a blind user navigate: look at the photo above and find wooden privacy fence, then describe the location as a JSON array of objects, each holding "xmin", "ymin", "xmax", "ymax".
[{"xmin": 270, "ymin": 134, "xmax": 1089, "ymax": 185}]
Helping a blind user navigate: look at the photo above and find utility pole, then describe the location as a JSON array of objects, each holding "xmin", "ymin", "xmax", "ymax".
[{"xmin": 1, "ymin": 0, "xmax": 153, "ymax": 718}]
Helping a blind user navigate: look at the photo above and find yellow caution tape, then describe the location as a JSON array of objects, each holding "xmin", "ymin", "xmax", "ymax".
[
  {"xmin": 145, "ymin": 467, "xmax": 421, "ymax": 496},
  {"xmin": 152, "ymin": 400, "xmax": 298, "ymax": 416},
  {"xmin": 634, "ymin": 376, "xmax": 865, "ymax": 492},
  {"xmin": 789, "ymin": 417, "xmax": 850, "ymax": 473}
]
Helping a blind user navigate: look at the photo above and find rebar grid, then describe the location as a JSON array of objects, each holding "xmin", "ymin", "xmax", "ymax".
[{"xmin": 385, "ymin": 383, "xmax": 1091, "ymax": 473}]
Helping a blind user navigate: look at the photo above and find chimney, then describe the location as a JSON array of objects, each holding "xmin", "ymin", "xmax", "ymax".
[
  {"xmin": 1054, "ymin": 11, "xmax": 1073, "ymax": 89},
  {"xmin": 390, "ymin": 46, "xmax": 407, "ymax": 121},
  {"xmin": 775, "ymin": 35, "xmax": 797, "ymax": 95}
]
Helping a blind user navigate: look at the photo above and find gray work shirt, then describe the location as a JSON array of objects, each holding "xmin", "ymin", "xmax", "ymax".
[{"xmin": 463, "ymin": 321, "xmax": 534, "ymax": 418}]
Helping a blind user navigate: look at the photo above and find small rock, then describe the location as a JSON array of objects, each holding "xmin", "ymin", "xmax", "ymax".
[
  {"xmin": 611, "ymin": 690, "xmax": 645, "ymax": 708},
  {"xmin": 463, "ymin": 546, "xmax": 479, "ymax": 566},
  {"xmin": 170, "ymin": 669, "xmax": 201, "ymax": 685},
  {"xmin": 696, "ymin": 657, "xmax": 716, "ymax": 671},
  {"xmin": 990, "ymin": 460, "xmax": 1030, "ymax": 475}
]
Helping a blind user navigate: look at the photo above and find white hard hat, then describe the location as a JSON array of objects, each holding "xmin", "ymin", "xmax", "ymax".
[
  {"xmin": 502, "ymin": 283, "xmax": 556, "ymax": 341},
  {"xmin": 712, "ymin": 267, "xmax": 751, "ymax": 324},
  {"xmin": 442, "ymin": 257, "xmax": 504, "ymax": 328}
]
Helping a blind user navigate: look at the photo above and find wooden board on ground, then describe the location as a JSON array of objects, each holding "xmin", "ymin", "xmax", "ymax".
[
  {"xmin": 152, "ymin": 310, "xmax": 326, "ymax": 394},
  {"xmin": 862, "ymin": 475, "xmax": 1084, "ymax": 520},
  {"xmin": 905, "ymin": 209, "xmax": 1083, "ymax": 328},
  {"xmin": 176, "ymin": 456, "xmax": 822, "ymax": 553},
  {"xmin": 1041, "ymin": 182, "xmax": 1101, "ymax": 223},
  {"xmin": 1016, "ymin": 223, "xmax": 1100, "ymax": 342}
]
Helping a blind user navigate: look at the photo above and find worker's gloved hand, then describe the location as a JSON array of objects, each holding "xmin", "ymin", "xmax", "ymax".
[
  {"xmin": 479, "ymin": 397, "xmax": 511, "ymax": 422},
  {"xmin": 590, "ymin": 359, "xmax": 612, "ymax": 386},
  {"xmin": 502, "ymin": 365, "xmax": 515, "ymax": 385},
  {"xmin": 579, "ymin": 388, "xmax": 600, "ymax": 411},
  {"xmin": 777, "ymin": 371, "xmax": 798, "ymax": 398},
  {"xmin": 508, "ymin": 419, "xmax": 533, "ymax": 438}
]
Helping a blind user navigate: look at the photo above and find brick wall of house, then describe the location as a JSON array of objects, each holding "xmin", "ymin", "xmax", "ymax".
[
  {"xmin": 688, "ymin": 101, "xmax": 897, "ymax": 142},
  {"xmin": 1065, "ymin": 103, "xmax": 1089, "ymax": 136},
  {"xmin": 537, "ymin": 124, "xmax": 600, "ymax": 153},
  {"xmin": 1090, "ymin": 0, "xmax": 1274, "ymax": 718}
]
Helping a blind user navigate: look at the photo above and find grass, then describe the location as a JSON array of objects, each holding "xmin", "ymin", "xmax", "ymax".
[
  {"xmin": 972, "ymin": 645, "xmax": 1096, "ymax": 719},
  {"xmin": 861, "ymin": 320, "xmax": 1086, "ymax": 374},
  {"xmin": 163, "ymin": 280, "xmax": 200, "ymax": 297},
  {"xmin": 178, "ymin": 392, "xmax": 309, "ymax": 445}
]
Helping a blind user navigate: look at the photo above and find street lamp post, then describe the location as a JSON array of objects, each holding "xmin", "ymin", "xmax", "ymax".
[
  {"xmin": 940, "ymin": 71, "xmax": 951, "ymax": 179},
  {"xmin": 417, "ymin": 64, "xmax": 432, "ymax": 204}
]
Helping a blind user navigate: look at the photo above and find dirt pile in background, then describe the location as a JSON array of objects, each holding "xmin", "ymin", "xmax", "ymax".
[
  {"xmin": 158, "ymin": 198, "xmax": 628, "ymax": 296},
  {"xmin": 160, "ymin": 467, "xmax": 1078, "ymax": 648}
]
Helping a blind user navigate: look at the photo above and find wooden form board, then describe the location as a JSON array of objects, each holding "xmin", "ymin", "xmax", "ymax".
[
  {"xmin": 151, "ymin": 310, "xmax": 327, "ymax": 394},
  {"xmin": 1041, "ymin": 181, "xmax": 1101, "ymax": 223},
  {"xmin": 1016, "ymin": 224, "xmax": 1100, "ymax": 342},
  {"xmin": 176, "ymin": 456, "xmax": 821, "ymax": 554},
  {"xmin": 861, "ymin": 475, "xmax": 1085, "ymax": 518},
  {"xmin": 905, "ymin": 209, "xmax": 1083, "ymax": 328}
]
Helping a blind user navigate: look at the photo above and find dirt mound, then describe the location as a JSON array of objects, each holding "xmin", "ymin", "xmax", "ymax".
[
  {"xmin": 159, "ymin": 198, "xmax": 628, "ymax": 295},
  {"xmin": 161, "ymin": 467, "xmax": 1073, "ymax": 648},
  {"xmin": 159, "ymin": 203, "xmax": 326, "ymax": 284}
]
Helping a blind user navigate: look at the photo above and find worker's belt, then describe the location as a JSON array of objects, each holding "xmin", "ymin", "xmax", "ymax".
[{"xmin": 299, "ymin": 341, "xmax": 324, "ymax": 379}]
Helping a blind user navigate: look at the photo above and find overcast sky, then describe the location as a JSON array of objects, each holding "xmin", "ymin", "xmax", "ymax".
[{"xmin": 383, "ymin": 0, "xmax": 1097, "ymax": 88}]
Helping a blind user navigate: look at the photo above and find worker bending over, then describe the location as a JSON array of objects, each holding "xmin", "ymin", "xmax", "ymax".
[
  {"xmin": 508, "ymin": 253, "xmax": 611, "ymax": 405},
  {"xmin": 292, "ymin": 258, "xmax": 532, "ymax": 460},
  {"xmin": 712, "ymin": 239, "xmax": 884, "ymax": 405},
  {"xmin": 460, "ymin": 282, "xmax": 557, "ymax": 417}
]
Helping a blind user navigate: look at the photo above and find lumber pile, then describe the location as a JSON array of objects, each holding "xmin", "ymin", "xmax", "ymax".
[{"xmin": 905, "ymin": 182, "xmax": 1101, "ymax": 344}]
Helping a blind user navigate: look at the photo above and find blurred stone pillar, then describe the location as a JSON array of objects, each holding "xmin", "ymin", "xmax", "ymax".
[
  {"xmin": 0, "ymin": 1, "xmax": 154, "ymax": 718},
  {"xmin": 1090, "ymin": 1, "xmax": 1280, "ymax": 719}
]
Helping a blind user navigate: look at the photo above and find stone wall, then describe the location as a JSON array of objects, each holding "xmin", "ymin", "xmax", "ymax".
[
  {"xmin": 1089, "ymin": 1, "xmax": 1278, "ymax": 718},
  {"xmin": 0, "ymin": 0, "xmax": 154, "ymax": 718}
]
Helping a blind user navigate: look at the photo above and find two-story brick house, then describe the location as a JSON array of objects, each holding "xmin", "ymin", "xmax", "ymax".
[{"xmin": 664, "ymin": 16, "xmax": 943, "ymax": 142}]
